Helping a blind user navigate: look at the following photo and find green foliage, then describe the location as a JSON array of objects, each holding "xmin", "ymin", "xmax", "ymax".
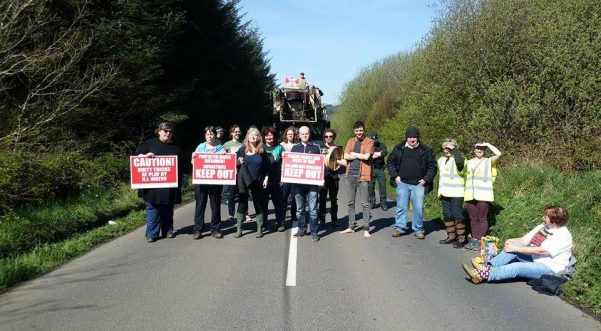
[
  {"xmin": 333, "ymin": 0, "xmax": 601, "ymax": 171},
  {"xmin": 0, "ymin": 210, "xmax": 146, "ymax": 293},
  {"xmin": 0, "ymin": 151, "xmax": 128, "ymax": 213},
  {"xmin": 422, "ymin": 165, "xmax": 601, "ymax": 315},
  {"xmin": 0, "ymin": 185, "xmax": 142, "ymax": 259}
]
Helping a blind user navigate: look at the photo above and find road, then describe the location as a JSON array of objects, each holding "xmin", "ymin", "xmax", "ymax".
[{"xmin": 0, "ymin": 179, "xmax": 598, "ymax": 330}]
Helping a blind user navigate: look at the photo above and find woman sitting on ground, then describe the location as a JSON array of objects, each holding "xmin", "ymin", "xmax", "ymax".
[{"xmin": 463, "ymin": 205, "xmax": 572, "ymax": 284}]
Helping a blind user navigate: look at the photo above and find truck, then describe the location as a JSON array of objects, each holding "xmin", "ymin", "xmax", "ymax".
[{"xmin": 271, "ymin": 76, "xmax": 329, "ymax": 140}]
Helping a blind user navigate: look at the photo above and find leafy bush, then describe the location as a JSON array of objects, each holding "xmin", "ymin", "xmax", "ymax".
[
  {"xmin": 0, "ymin": 185, "xmax": 142, "ymax": 259},
  {"xmin": 332, "ymin": 0, "xmax": 601, "ymax": 171},
  {"xmin": 0, "ymin": 151, "xmax": 128, "ymax": 213}
]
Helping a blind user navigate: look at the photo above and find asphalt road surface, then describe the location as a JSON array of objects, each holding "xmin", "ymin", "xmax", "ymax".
[{"xmin": 0, "ymin": 178, "xmax": 599, "ymax": 330}]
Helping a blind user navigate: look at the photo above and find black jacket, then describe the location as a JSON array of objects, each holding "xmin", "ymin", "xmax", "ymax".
[
  {"xmin": 386, "ymin": 140, "xmax": 437, "ymax": 193},
  {"xmin": 134, "ymin": 137, "xmax": 187, "ymax": 205}
]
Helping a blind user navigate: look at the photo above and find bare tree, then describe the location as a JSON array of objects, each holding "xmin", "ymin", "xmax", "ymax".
[{"xmin": 0, "ymin": 0, "xmax": 117, "ymax": 147}]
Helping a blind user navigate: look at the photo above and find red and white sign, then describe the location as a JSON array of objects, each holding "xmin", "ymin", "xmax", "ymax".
[
  {"xmin": 281, "ymin": 152, "xmax": 324, "ymax": 186},
  {"xmin": 130, "ymin": 155, "xmax": 179, "ymax": 189},
  {"xmin": 192, "ymin": 153, "xmax": 237, "ymax": 185},
  {"xmin": 284, "ymin": 77, "xmax": 300, "ymax": 88}
]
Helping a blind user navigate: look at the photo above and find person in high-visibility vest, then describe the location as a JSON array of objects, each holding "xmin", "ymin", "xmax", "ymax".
[
  {"xmin": 436, "ymin": 139, "xmax": 467, "ymax": 248},
  {"xmin": 463, "ymin": 140, "xmax": 502, "ymax": 250}
]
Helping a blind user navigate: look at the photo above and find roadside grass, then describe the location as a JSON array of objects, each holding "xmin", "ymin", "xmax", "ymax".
[
  {"xmin": 0, "ymin": 184, "xmax": 194, "ymax": 293},
  {"xmin": 0, "ymin": 185, "xmax": 144, "ymax": 259},
  {"xmin": 422, "ymin": 165, "xmax": 601, "ymax": 316},
  {"xmin": 0, "ymin": 210, "xmax": 146, "ymax": 292}
]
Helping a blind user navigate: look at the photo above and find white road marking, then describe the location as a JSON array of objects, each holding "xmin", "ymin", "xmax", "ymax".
[{"xmin": 285, "ymin": 227, "xmax": 298, "ymax": 286}]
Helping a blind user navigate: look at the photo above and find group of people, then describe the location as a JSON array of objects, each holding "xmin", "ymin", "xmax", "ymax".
[{"xmin": 136, "ymin": 121, "xmax": 573, "ymax": 284}]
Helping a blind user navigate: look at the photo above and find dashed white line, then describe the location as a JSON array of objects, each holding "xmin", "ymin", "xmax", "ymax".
[{"xmin": 285, "ymin": 227, "xmax": 298, "ymax": 286}]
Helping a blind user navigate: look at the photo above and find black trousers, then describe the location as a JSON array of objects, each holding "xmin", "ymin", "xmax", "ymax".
[
  {"xmin": 194, "ymin": 184, "xmax": 223, "ymax": 232},
  {"xmin": 237, "ymin": 182, "xmax": 267, "ymax": 218},
  {"xmin": 319, "ymin": 175, "xmax": 339, "ymax": 222}
]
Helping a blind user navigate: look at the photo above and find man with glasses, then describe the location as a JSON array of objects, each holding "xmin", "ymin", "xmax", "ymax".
[
  {"xmin": 387, "ymin": 126, "xmax": 437, "ymax": 239},
  {"xmin": 319, "ymin": 129, "xmax": 343, "ymax": 229},
  {"xmin": 222, "ymin": 125, "xmax": 243, "ymax": 218},
  {"xmin": 341, "ymin": 121, "xmax": 374, "ymax": 238}
]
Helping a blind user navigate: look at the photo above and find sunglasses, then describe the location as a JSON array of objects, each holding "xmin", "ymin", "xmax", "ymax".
[
  {"xmin": 324, "ymin": 135, "xmax": 334, "ymax": 138},
  {"xmin": 162, "ymin": 129, "xmax": 172, "ymax": 133}
]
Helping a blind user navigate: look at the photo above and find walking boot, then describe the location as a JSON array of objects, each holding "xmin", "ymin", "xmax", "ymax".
[
  {"xmin": 453, "ymin": 221, "xmax": 467, "ymax": 248},
  {"xmin": 235, "ymin": 213, "xmax": 244, "ymax": 238},
  {"xmin": 380, "ymin": 199, "xmax": 388, "ymax": 211},
  {"xmin": 439, "ymin": 219, "xmax": 457, "ymax": 244},
  {"xmin": 255, "ymin": 213, "xmax": 264, "ymax": 238}
]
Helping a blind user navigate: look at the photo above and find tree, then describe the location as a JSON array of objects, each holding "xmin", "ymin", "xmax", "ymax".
[{"xmin": 0, "ymin": 0, "xmax": 117, "ymax": 148}]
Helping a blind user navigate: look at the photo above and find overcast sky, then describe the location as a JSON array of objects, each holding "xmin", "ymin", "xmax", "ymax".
[{"xmin": 238, "ymin": 0, "xmax": 436, "ymax": 105}]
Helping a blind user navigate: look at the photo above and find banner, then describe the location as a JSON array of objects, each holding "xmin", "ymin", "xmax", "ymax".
[
  {"xmin": 130, "ymin": 155, "xmax": 178, "ymax": 189},
  {"xmin": 192, "ymin": 152, "xmax": 237, "ymax": 185},
  {"xmin": 284, "ymin": 77, "xmax": 300, "ymax": 89},
  {"xmin": 281, "ymin": 152, "xmax": 324, "ymax": 186}
]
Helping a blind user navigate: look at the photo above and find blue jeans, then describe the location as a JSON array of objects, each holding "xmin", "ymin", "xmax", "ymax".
[
  {"xmin": 294, "ymin": 185, "xmax": 318, "ymax": 237},
  {"xmin": 488, "ymin": 251, "xmax": 553, "ymax": 281},
  {"xmin": 145, "ymin": 201, "xmax": 174, "ymax": 239},
  {"xmin": 394, "ymin": 182, "xmax": 425, "ymax": 233}
]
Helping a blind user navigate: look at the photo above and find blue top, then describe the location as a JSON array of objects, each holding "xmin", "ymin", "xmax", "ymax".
[
  {"xmin": 236, "ymin": 149, "xmax": 269, "ymax": 183},
  {"xmin": 291, "ymin": 142, "xmax": 321, "ymax": 154},
  {"xmin": 194, "ymin": 142, "xmax": 224, "ymax": 153}
]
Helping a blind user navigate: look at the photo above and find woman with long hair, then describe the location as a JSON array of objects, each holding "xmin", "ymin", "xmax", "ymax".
[
  {"xmin": 261, "ymin": 126, "xmax": 286, "ymax": 232},
  {"xmin": 279, "ymin": 126, "xmax": 298, "ymax": 222},
  {"xmin": 235, "ymin": 128, "xmax": 270, "ymax": 238}
]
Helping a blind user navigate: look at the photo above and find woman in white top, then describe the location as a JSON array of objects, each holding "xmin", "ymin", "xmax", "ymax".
[{"xmin": 463, "ymin": 205, "xmax": 573, "ymax": 284}]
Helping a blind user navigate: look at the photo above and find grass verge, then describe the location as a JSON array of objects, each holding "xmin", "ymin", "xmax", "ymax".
[
  {"xmin": 0, "ymin": 185, "xmax": 194, "ymax": 293},
  {"xmin": 0, "ymin": 210, "xmax": 145, "ymax": 293},
  {"xmin": 422, "ymin": 166, "xmax": 601, "ymax": 316}
]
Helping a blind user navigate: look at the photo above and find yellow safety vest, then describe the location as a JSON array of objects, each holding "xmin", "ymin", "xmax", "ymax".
[
  {"xmin": 437, "ymin": 156, "xmax": 465, "ymax": 198},
  {"xmin": 464, "ymin": 157, "xmax": 497, "ymax": 202}
]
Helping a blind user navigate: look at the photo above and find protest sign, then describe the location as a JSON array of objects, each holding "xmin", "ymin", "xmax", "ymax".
[
  {"xmin": 281, "ymin": 152, "xmax": 324, "ymax": 186},
  {"xmin": 192, "ymin": 153, "xmax": 237, "ymax": 185},
  {"xmin": 130, "ymin": 155, "xmax": 178, "ymax": 189}
]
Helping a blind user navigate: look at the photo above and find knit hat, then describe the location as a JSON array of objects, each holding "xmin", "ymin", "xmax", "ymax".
[{"xmin": 405, "ymin": 126, "xmax": 420, "ymax": 138}]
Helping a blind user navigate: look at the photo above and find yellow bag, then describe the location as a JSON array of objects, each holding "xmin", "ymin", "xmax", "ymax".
[{"xmin": 480, "ymin": 235, "xmax": 500, "ymax": 264}]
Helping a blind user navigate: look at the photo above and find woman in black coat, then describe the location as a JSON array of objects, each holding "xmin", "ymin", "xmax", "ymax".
[{"xmin": 135, "ymin": 122, "xmax": 187, "ymax": 242}]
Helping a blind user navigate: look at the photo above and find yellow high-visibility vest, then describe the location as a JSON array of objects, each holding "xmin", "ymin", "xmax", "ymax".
[
  {"xmin": 464, "ymin": 157, "xmax": 497, "ymax": 202},
  {"xmin": 437, "ymin": 156, "xmax": 465, "ymax": 198}
]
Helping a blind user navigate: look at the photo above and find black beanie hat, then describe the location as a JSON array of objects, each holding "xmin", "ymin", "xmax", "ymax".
[{"xmin": 405, "ymin": 126, "xmax": 420, "ymax": 138}]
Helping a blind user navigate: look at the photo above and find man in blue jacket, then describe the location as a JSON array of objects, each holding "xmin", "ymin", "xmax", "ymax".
[{"xmin": 387, "ymin": 126, "xmax": 437, "ymax": 239}]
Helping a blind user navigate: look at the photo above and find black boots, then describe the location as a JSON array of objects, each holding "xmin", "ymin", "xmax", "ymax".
[
  {"xmin": 453, "ymin": 221, "xmax": 467, "ymax": 248},
  {"xmin": 439, "ymin": 218, "xmax": 457, "ymax": 244}
]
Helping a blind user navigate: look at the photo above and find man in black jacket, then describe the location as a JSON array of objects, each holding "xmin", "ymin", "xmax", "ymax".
[{"xmin": 386, "ymin": 126, "xmax": 437, "ymax": 239}]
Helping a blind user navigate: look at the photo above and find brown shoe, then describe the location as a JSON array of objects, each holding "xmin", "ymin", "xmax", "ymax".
[
  {"xmin": 414, "ymin": 232, "xmax": 425, "ymax": 239},
  {"xmin": 392, "ymin": 228, "xmax": 406, "ymax": 237}
]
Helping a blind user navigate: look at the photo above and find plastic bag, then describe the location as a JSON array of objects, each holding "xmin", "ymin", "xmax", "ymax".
[{"xmin": 480, "ymin": 235, "xmax": 500, "ymax": 265}]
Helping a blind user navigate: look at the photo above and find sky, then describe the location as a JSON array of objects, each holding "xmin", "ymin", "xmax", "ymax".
[{"xmin": 237, "ymin": 0, "xmax": 437, "ymax": 105}]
